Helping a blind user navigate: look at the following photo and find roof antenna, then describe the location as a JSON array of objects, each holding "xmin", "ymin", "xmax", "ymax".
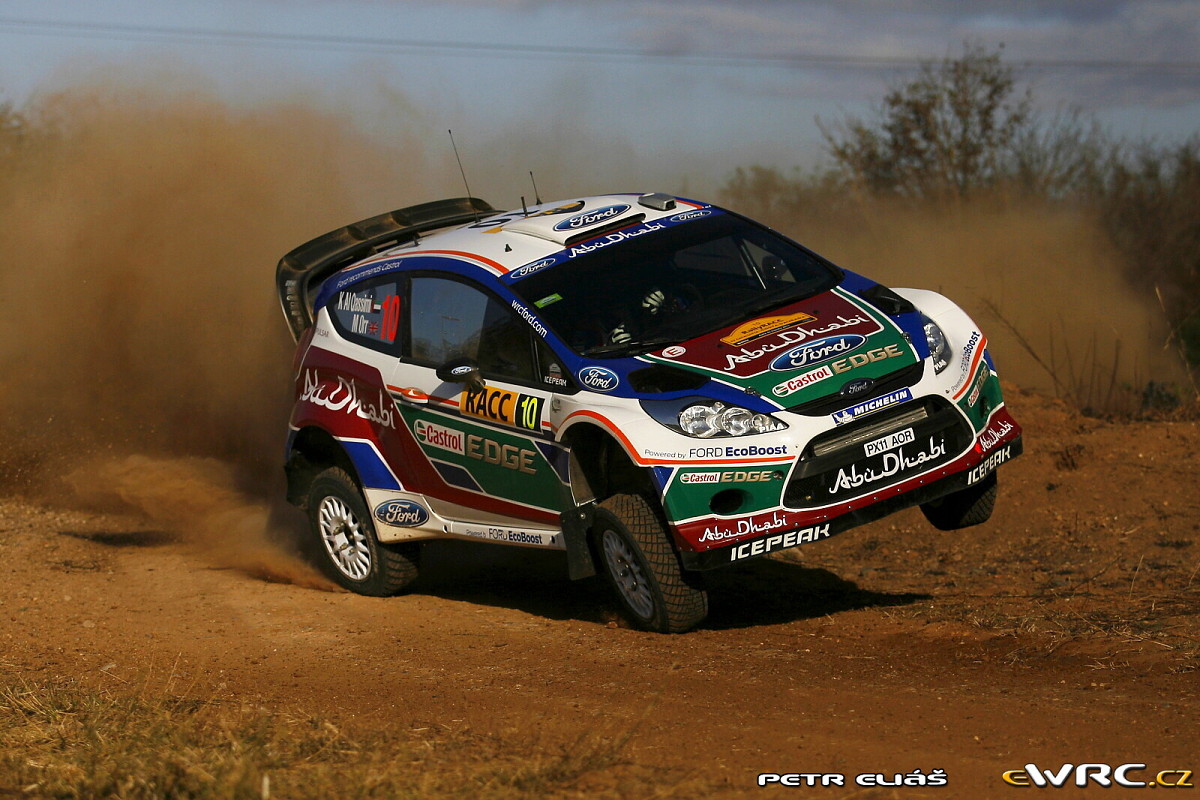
[
  {"xmin": 521, "ymin": 196, "xmax": 529, "ymax": 216},
  {"xmin": 529, "ymin": 171, "xmax": 542, "ymax": 205},
  {"xmin": 448, "ymin": 129, "xmax": 480, "ymax": 223}
]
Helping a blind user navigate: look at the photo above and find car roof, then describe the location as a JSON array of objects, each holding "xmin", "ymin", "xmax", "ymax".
[{"xmin": 347, "ymin": 193, "xmax": 705, "ymax": 279}]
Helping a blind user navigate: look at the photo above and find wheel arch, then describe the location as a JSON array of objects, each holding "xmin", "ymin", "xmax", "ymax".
[
  {"xmin": 285, "ymin": 425, "xmax": 361, "ymax": 508},
  {"xmin": 560, "ymin": 420, "xmax": 658, "ymax": 505}
]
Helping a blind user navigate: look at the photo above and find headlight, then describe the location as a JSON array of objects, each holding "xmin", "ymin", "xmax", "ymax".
[
  {"xmin": 923, "ymin": 316, "xmax": 950, "ymax": 374},
  {"xmin": 678, "ymin": 401, "xmax": 787, "ymax": 438}
]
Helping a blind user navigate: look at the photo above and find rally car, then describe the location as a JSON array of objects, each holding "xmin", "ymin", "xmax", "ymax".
[{"xmin": 276, "ymin": 192, "xmax": 1022, "ymax": 632}]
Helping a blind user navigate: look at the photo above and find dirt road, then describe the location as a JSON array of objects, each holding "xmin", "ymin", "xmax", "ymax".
[{"xmin": 3, "ymin": 388, "xmax": 1198, "ymax": 797}]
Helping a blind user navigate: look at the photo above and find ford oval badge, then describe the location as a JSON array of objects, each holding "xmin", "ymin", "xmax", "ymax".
[
  {"xmin": 373, "ymin": 499, "xmax": 429, "ymax": 527},
  {"xmin": 840, "ymin": 378, "xmax": 876, "ymax": 396},
  {"xmin": 577, "ymin": 366, "xmax": 620, "ymax": 392},
  {"xmin": 553, "ymin": 204, "xmax": 630, "ymax": 232},
  {"xmin": 769, "ymin": 335, "xmax": 867, "ymax": 372}
]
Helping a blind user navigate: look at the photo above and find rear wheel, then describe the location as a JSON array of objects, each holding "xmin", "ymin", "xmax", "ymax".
[
  {"xmin": 593, "ymin": 494, "xmax": 708, "ymax": 633},
  {"xmin": 920, "ymin": 473, "xmax": 998, "ymax": 531},
  {"xmin": 307, "ymin": 467, "xmax": 419, "ymax": 595}
]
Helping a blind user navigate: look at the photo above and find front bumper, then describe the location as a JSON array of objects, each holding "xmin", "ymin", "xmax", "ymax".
[
  {"xmin": 668, "ymin": 396, "xmax": 1022, "ymax": 570},
  {"xmin": 677, "ymin": 433, "xmax": 1020, "ymax": 570}
]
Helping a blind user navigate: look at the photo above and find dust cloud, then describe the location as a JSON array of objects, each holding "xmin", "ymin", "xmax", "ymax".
[
  {"xmin": 0, "ymin": 82, "xmax": 427, "ymax": 583},
  {"xmin": 0, "ymin": 78, "xmax": 1184, "ymax": 585},
  {"xmin": 760, "ymin": 199, "xmax": 1188, "ymax": 412},
  {"xmin": 64, "ymin": 454, "xmax": 335, "ymax": 590}
]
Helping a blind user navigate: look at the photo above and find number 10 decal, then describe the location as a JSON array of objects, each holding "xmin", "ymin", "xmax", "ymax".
[
  {"xmin": 381, "ymin": 295, "xmax": 401, "ymax": 343},
  {"xmin": 516, "ymin": 394, "xmax": 541, "ymax": 431}
]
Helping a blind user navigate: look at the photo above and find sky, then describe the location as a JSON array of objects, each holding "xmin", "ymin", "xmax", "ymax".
[{"xmin": 0, "ymin": 0, "xmax": 1198, "ymax": 203}]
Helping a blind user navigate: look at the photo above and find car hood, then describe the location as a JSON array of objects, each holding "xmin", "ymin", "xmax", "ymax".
[{"xmin": 641, "ymin": 288, "xmax": 921, "ymax": 406}]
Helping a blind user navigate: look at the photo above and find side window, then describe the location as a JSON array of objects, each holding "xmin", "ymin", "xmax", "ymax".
[
  {"xmin": 410, "ymin": 278, "xmax": 489, "ymax": 364},
  {"xmin": 409, "ymin": 277, "xmax": 539, "ymax": 385},
  {"xmin": 328, "ymin": 277, "xmax": 404, "ymax": 353},
  {"xmin": 477, "ymin": 297, "xmax": 537, "ymax": 382}
]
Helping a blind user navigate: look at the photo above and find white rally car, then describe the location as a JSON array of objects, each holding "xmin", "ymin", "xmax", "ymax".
[{"xmin": 276, "ymin": 193, "xmax": 1022, "ymax": 632}]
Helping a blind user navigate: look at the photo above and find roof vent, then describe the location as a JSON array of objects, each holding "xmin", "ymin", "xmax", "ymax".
[{"xmin": 638, "ymin": 192, "xmax": 677, "ymax": 212}]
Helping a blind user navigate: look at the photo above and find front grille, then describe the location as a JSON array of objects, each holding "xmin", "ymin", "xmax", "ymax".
[
  {"xmin": 785, "ymin": 360, "xmax": 926, "ymax": 416},
  {"xmin": 810, "ymin": 405, "xmax": 929, "ymax": 457},
  {"xmin": 783, "ymin": 396, "xmax": 970, "ymax": 508}
]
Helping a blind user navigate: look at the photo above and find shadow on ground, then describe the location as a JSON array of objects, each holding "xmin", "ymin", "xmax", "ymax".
[
  {"xmin": 58, "ymin": 529, "xmax": 177, "ymax": 547},
  {"xmin": 56, "ymin": 519, "xmax": 928, "ymax": 630},
  {"xmin": 702, "ymin": 559, "xmax": 929, "ymax": 629},
  {"xmin": 411, "ymin": 540, "xmax": 928, "ymax": 630}
]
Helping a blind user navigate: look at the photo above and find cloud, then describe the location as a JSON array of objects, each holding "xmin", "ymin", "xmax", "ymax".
[{"xmin": 603, "ymin": 0, "xmax": 1200, "ymax": 110}]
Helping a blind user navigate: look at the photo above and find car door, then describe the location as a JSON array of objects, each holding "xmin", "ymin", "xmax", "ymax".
[{"xmin": 388, "ymin": 274, "xmax": 570, "ymax": 526}]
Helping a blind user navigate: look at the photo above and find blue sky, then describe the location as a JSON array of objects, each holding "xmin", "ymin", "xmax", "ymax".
[{"xmin": 1, "ymin": 1, "xmax": 1197, "ymax": 203}]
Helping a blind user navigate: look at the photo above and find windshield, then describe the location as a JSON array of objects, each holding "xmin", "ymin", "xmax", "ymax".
[{"xmin": 510, "ymin": 213, "xmax": 841, "ymax": 357}]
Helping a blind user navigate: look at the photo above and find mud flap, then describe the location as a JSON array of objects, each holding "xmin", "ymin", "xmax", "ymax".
[{"xmin": 561, "ymin": 502, "xmax": 598, "ymax": 580}]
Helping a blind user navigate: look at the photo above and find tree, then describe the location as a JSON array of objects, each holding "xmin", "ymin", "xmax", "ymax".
[
  {"xmin": 0, "ymin": 101, "xmax": 29, "ymax": 165},
  {"xmin": 820, "ymin": 43, "xmax": 1033, "ymax": 199}
]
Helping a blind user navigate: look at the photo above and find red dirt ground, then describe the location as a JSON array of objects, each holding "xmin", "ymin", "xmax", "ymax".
[{"xmin": 2, "ymin": 386, "xmax": 1198, "ymax": 798}]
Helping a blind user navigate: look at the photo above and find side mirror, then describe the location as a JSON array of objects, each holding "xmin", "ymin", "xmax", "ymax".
[{"xmin": 436, "ymin": 357, "xmax": 486, "ymax": 394}]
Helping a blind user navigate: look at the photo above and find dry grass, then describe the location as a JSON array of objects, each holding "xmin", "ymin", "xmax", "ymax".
[
  {"xmin": 0, "ymin": 679, "xmax": 696, "ymax": 800},
  {"xmin": 981, "ymin": 298, "xmax": 1198, "ymax": 418}
]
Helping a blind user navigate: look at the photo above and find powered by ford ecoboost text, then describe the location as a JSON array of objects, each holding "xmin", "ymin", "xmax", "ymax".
[{"xmin": 276, "ymin": 193, "xmax": 1022, "ymax": 632}]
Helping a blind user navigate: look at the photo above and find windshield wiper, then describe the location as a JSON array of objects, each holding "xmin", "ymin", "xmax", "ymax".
[{"xmin": 580, "ymin": 337, "xmax": 682, "ymax": 358}]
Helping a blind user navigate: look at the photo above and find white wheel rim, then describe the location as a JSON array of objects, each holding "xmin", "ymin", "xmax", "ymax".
[
  {"xmin": 318, "ymin": 496, "xmax": 372, "ymax": 581},
  {"xmin": 601, "ymin": 528, "xmax": 655, "ymax": 620}
]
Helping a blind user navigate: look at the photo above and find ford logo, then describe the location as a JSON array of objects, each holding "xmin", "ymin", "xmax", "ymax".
[
  {"xmin": 373, "ymin": 499, "xmax": 429, "ymax": 527},
  {"xmin": 669, "ymin": 209, "xmax": 711, "ymax": 223},
  {"xmin": 769, "ymin": 335, "xmax": 866, "ymax": 372},
  {"xmin": 840, "ymin": 378, "xmax": 876, "ymax": 396},
  {"xmin": 514, "ymin": 258, "xmax": 556, "ymax": 278},
  {"xmin": 578, "ymin": 366, "xmax": 619, "ymax": 392},
  {"xmin": 553, "ymin": 204, "xmax": 630, "ymax": 232}
]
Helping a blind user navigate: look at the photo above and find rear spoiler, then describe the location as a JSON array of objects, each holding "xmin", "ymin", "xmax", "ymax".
[{"xmin": 275, "ymin": 196, "xmax": 495, "ymax": 341}]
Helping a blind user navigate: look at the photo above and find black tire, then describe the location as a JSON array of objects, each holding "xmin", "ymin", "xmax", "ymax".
[
  {"xmin": 306, "ymin": 467, "xmax": 419, "ymax": 595},
  {"xmin": 592, "ymin": 494, "xmax": 708, "ymax": 633},
  {"xmin": 920, "ymin": 473, "xmax": 998, "ymax": 531}
]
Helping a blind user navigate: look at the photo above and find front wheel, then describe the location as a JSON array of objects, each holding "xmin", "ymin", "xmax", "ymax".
[
  {"xmin": 920, "ymin": 473, "xmax": 998, "ymax": 531},
  {"xmin": 307, "ymin": 467, "xmax": 419, "ymax": 595},
  {"xmin": 593, "ymin": 494, "xmax": 708, "ymax": 633}
]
